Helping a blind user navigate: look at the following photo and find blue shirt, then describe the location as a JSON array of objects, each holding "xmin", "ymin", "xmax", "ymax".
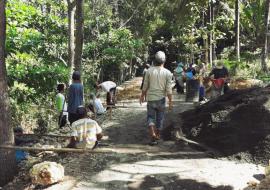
[{"xmin": 67, "ymin": 83, "xmax": 84, "ymax": 113}]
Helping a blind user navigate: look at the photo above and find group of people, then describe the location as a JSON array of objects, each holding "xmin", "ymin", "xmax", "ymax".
[
  {"xmin": 55, "ymin": 52, "xmax": 230, "ymax": 148},
  {"xmin": 56, "ymin": 71, "xmax": 117, "ymax": 149},
  {"xmin": 140, "ymin": 51, "xmax": 230, "ymax": 145},
  {"xmin": 173, "ymin": 62, "xmax": 200, "ymax": 94},
  {"xmin": 172, "ymin": 59, "xmax": 229, "ymax": 101}
]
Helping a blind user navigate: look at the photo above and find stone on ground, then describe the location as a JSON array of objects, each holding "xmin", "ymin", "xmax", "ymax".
[{"xmin": 29, "ymin": 161, "xmax": 64, "ymax": 186}]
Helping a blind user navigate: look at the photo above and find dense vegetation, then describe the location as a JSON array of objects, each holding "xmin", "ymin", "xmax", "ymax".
[{"xmin": 4, "ymin": 0, "xmax": 270, "ymax": 131}]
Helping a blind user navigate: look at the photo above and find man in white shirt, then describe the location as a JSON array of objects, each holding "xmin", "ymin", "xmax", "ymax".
[
  {"xmin": 95, "ymin": 81, "xmax": 117, "ymax": 106},
  {"xmin": 140, "ymin": 51, "xmax": 173, "ymax": 145},
  {"xmin": 88, "ymin": 93, "xmax": 106, "ymax": 115}
]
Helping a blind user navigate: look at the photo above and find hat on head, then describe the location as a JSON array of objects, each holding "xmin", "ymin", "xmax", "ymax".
[
  {"xmin": 215, "ymin": 60, "xmax": 224, "ymax": 69},
  {"xmin": 177, "ymin": 62, "xmax": 184, "ymax": 67},
  {"xmin": 192, "ymin": 64, "xmax": 197, "ymax": 68}
]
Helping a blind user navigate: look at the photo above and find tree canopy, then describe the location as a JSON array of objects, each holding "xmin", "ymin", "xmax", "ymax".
[{"xmin": 0, "ymin": 0, "xmax": 269, "ymax": 142}]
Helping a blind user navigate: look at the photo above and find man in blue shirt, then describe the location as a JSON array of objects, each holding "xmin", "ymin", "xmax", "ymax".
[{"xmin": 67, "ymin": 71, "xmax": 84, "ymax": 124}]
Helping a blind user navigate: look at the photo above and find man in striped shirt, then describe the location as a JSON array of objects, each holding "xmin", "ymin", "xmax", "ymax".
[{"xmin": 68, "ymin": 106, "xmax": 103, "ymax": 149}]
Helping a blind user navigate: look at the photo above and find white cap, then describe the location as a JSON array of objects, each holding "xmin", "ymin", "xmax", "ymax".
[{"xmin": 155, "ymin": 51, "xmax": 166, "ymax": 64}]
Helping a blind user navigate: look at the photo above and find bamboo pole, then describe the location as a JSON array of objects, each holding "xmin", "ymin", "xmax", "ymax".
[
  {"xmin": 106, "ymin": 105, "xmax": 143, "ymax": 109},
  {"xmin": 0, "ymin": 145, "xmax": 134, "ymax": 154},
  {"xmin": 115, "ymin": 100, "xmax": 195, "ymax": 104},
  {"xmin": 0, "ymin": 145, "xmax": 87, "ymax": 153},
  {"xmin": 106, "ymin": 103, "xmax": 193, "ymax": 109},
  {"xmin": 18, "ymin": 134, "xmax": 71, "ymax": 138},
  {"xmin": 0, "ymin": 145, "xmax": 163, "ymax": 154}
]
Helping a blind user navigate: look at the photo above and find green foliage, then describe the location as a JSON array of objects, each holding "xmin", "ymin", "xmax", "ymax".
[
  {"xmin": 6, "ymin": 52, "xmax": 69, "ymax": 98},
  {"xmin": 241, "ymin": 0, "xmax": 265, "ymax": 47},
  {"xmin": 83, "ymin": 2, "xmax": 145, "ymax": 83},
  {"xmin": 6, "ymin": 0, "xmax": 68, "ymax": 130},
  {"xmin": 5, "ymin": 0, "xmax": 270, "ymax": 131}
]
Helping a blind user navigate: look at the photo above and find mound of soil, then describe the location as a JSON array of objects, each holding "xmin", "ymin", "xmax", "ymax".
[{"xmin": 180, "ymin": 86, "xmax": 270, "ymax": 165}]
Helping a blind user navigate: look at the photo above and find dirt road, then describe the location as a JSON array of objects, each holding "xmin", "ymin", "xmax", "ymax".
[
  {"xmin": 3, "ymin": 78, "xmax": 265, "ymax": 190},
  {"xmin": 44, "ymin": 78, "xmax": 264, "ymax": 190}
]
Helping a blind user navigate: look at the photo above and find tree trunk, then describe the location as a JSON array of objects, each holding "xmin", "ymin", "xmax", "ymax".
[
  {"xmin": 202, "ymin": 11, "xmax": 208, "ymax": 65},
  {"xmin": 211, "ymin": 2, "xmax": 216, "ymax": 62},
  {"xmin": 74, "ymin": 0, "xmax": 84, "ymax": 72},
  {"xmin": 0, "ymin": 0, "xmax": 17, "ymax": 186},
  {"xmin": 261, "ymin": 0, "xmax": 270, "ymax": 72},
  {"xmin": 67, "ymin": 0, "xmax": 75, "ymax": 71},
  {"xmin": 209, "ymin": 1, "xmax": 213, "ymax": 67},
  {"xmin": 235, "ymin": 0, "xmax": 240, "ymax": 61}
]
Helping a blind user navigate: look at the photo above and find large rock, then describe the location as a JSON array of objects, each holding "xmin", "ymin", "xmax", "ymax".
[{"xmin": 30, "ymin": 161, "xmax": 64, "ymax": 186}]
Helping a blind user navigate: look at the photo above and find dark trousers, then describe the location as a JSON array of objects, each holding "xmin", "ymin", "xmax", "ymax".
[
  {"xmin": 106, "ymin": 87, "xmax": 116, "ymax": 106},
  {"xmin": 175, "ymin": 80, "xmax": 184, "ymax": 94},
  {"xmin": 224, "ymin": 83, "xmax": 230, "ymax": 93},
  {"xmin": 68, "ymin": 113, "xmax": 79, "ymax": 125},
  {"xmin": 58, "ymin": 114, "xmax": 67, "ymax": 128}
]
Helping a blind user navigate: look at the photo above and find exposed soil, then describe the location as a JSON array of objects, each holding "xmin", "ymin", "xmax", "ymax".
[
  {"xmin": 2, "ymin": 78, "xmax": 267, "ymax": 190},
  {"xmin": 181, "ymin": 86, "xmax": 270, "ymax": 166}
]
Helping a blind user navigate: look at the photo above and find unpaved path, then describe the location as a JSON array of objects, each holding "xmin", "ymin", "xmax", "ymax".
[
  {"xmin": 45, "ymin": 78, "xmax": 264, "ymax": 190},
  {"xmin": 3, "ymin": 78, "xmax": 265, "ymax": 190}
]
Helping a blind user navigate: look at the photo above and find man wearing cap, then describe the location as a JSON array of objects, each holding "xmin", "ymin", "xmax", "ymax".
[
  {"xmin": 140, "ymin": 51, "xmax": 173, "ymax": 145},
  {"xmin": 209, "ymin": 60, "xmax": 230, "ymax": 94}
]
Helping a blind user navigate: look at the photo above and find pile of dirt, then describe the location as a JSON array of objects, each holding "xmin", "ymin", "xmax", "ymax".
[
  {"xmin": 180, "ymin": 86, "xmax": 270, "ymax": 165},
  {"xmin": 117, "ymin": 77, "xmax": 142, "ymax": 101}
]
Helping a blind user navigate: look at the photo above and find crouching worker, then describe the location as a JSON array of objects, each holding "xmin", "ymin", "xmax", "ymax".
[
  {"xmin": 67, "ymin": 106, "xmax": 103, "ymax": 149},
  {"xmin": 94, "ymin": 81, "xmax": 117, "ymax": 107},
  {"xmin": 88, "ymin": 93, "xmax": 106, "ymax": 116}
]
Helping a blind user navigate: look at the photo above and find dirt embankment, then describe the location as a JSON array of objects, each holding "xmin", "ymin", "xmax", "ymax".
[{"xmin": 180, "ymin": 86, "xmax": 270, "ymax": 165}]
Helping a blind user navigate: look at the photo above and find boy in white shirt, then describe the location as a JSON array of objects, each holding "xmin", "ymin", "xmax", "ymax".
[{"xmin": 88, "ymin": 93, "xmax": 106, "ymax": 115}]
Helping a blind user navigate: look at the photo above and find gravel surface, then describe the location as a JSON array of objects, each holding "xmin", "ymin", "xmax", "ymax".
[{"xmin": 2, "ymin": 78, "xmax": 266, "ymax": 190}]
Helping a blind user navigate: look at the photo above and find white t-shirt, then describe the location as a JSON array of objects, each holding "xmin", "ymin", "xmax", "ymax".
[
  {"xmin": 91, "ymin": 98, "xmax": 106, "ymax": 114},
  {"xmin": 100, "ymin": 81, "xmax": 116, "ymax": 92}
]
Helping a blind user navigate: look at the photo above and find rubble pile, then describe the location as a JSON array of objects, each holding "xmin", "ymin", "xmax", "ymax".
[{"xmin": 181, "ymin": 86, "xmax": 270, "ymax": 165}]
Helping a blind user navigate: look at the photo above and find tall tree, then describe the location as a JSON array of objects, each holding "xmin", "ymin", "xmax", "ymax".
[
  {"xmin": 0, "ymin": 0, "xmax": 17, "ymax": 186},
  {"xmin": 67, "ymin": 0, "xmax": 76, "ymax": 72},
  {"xmin": 209, "ymin": 0, "xmax": 213, "ymax": 66},
  {"xmin": 74, "ymin": 0, "xmax": 84, "ymax": 72},
  {"xmin": 235, "ymin": 0, "xmax": 240, "ymax": 61},
  {"xmin": 262, "ymin": 0, "xmax": 270, "ymax": 72}
]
